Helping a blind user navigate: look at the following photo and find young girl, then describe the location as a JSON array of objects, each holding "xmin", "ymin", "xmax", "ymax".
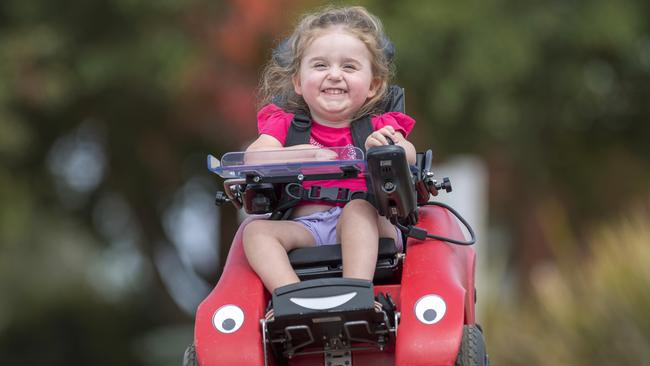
[{"xmin": 242, "ymin": 6, "xmax": 416, "ymax": 297}]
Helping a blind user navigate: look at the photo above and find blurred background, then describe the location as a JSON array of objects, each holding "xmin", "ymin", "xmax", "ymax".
[{"xmin": 1, "ymin": 0, "xmax": 649, "ymax": 364}]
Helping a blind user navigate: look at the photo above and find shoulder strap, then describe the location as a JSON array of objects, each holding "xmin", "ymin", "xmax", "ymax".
[
  {"xmin": 350, "ymin": 115, "xmax": 373, "ymax": 154},
  {"xmin": 285, "ymin": 114, "xmax": 311, "ymax": 147},
  {"xmin": 350, "ymin": 115, "xmax": 376, "ymax": 205}
]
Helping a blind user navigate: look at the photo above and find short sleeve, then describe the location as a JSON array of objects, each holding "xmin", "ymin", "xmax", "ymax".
[
  {"xmin": 257, "ymin": 104, "xmax": 293, "ymax": 145},
  {"xmin": 371, "ymin": 112, "xmax": 416, "ymax": 138}
]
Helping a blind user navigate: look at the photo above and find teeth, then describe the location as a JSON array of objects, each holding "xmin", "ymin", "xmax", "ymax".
[{"xmin": 323, "ymin": 89, "xmax": 346, "ymax": 94}]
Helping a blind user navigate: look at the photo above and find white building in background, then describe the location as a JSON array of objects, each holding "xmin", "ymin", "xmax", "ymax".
[{"xmin": 434, "ymin": 155, "xmax": 489, "ymax": 317}]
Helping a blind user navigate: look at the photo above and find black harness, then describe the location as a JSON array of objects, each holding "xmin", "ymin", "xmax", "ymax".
[
  {"xmin": 268, "ymin": 86, "xmax": 405, "ymax": 220},
  {"xmin": 267, "ymin": 114, "xmax": 375, "ymax": 220}
]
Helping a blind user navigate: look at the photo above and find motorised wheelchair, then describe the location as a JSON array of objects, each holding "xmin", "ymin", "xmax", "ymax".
[{"xmin": 183, "ymin": 100, "xmax": 488, "ymax": 364}]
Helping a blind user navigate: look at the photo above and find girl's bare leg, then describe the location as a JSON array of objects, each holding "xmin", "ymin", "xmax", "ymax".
[
  {"xmin": 243, "ymin": 220, "xmax": 316, "ymax": 292},
  {"xmin": 338, "ymin": 200, "xmax": 400, "ymax": 280}
]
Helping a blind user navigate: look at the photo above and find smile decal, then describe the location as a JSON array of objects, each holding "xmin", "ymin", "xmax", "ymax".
[{"xmin": 289, "ymin": 292, "xmax": 358, "ymax": 310}]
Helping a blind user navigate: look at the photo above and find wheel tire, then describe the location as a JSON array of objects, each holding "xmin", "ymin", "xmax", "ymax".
[
  {"xmin": 455, "ymin": 325, "xmax": 488, "ymax": 366},
  {"xmin": 183, "ymin": 344, "xmax": 198, "ymax": 366}
]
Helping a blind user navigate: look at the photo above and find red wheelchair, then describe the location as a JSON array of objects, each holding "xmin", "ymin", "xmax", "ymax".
[{"xmin": 183, "ymin": 141, "xmax": 488, "ymax": 366}]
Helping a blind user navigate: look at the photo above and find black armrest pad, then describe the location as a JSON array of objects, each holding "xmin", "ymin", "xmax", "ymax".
[{"xmin": 288, "ymin": 238, "xmax": 398, "ymax": 268}]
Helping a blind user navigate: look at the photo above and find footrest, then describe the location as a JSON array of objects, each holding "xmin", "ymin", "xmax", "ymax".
[
  {"xmin": 273, "ymin": 278, "xmax": 374, "ymax": 318},
  {"xmin": 266, "ymin": 278, "xmax": 390, "ymax": 359}
]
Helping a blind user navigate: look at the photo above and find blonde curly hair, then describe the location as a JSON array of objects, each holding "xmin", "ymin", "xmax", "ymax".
[{"xmin": 258, "ymin": 6, "xmax": 393, "ymax": 120}]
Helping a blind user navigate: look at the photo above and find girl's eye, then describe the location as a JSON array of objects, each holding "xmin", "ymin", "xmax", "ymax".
[
  {"xmin": 314, "ymin": 63, "xmax": 327, "ymax": 69},
  {"xmin": 343, "ymin": 64, "xmax": 357, "ymax": 71}
]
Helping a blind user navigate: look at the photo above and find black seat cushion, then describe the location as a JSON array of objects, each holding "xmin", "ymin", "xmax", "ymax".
[{"xmin": 288, "ymin": 238, "xmax": 398, "ymax": 269}]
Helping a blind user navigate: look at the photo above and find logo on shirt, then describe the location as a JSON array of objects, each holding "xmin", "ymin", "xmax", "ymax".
[{"xmin": 309, "ymin": 138, "xmax": 357, "ymax": 160}]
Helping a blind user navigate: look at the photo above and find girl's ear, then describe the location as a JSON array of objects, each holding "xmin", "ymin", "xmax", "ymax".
[
  {"xmin": 292, "ymin": 74, "xmax": 303, "ymax": 95},
  {"xmin": 367, "ymin": 78, "xmax": 381, "ymax": 99}
]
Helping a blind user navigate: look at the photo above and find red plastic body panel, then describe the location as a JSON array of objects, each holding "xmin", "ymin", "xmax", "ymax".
[
  {"xmin": 193, "ymin": 206, "xmax": 476, "ymax": 366},
  {"xmin": 194, "ymin": 217, "xmax": 270, "ymax": 365},
  {"xmin": 395, "ymin": 206, "xmax": 476, "ymax": 366}
]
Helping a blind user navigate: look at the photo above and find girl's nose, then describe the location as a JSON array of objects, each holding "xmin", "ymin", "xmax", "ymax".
[{"xmin": 327, "ymin": 67, "xmax": 343, "ymax": 80}]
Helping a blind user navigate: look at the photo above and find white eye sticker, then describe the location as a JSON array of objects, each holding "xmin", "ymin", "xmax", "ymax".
[
  {"xmin": 212, "ymin": 304, "xmax": 244, "ymax": 333},
  {"xmin": 414, "ymin": 295, "xmax": 446, "ymax": 325}
]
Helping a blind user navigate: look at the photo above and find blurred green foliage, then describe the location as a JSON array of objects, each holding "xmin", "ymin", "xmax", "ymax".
[
  {"xmin": 484, "ymin": 201, "xmax": 650, "ymax": 365},
  {"xmin": 369, "ymin": 0, "xmax": 650, "ymax": 220},
  {"xmin": 0, "ymin": 0, "xmax": 649, "ymax": 364},
  {"xmin": 0, "ymin": 0, "xmax": 219, "ymax": 364}
]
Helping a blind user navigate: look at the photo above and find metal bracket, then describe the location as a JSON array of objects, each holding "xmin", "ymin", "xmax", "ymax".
[
  {"xmin": 394, "ymin": 312, "xmax": 401, "ymax": 335},
  {"xmin": 284, "ymin": 325, "xmax": 315, "ymax": 358},
  {"xmin": 223, "ymin": 178, "xmax": 245, "ymax": 209},
  {"xmin": 260, "ymin": 319, "xmax": 269, "ymax": 366},
  {"xmin": 324, "ymin": 348, "xmax": 352, "ymax": 366}
]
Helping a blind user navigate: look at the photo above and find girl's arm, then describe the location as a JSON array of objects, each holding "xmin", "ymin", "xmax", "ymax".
[
  {"xmin": 364, "ymin": 126, "xmax": 417, "ymax": 165},
  {"xmin": 247, "ymin": 134, "xmax": 294, "ymax": 151},
  {"xmin": 244, "ymin": 134, "xmax": 336, "ymax": 163}
]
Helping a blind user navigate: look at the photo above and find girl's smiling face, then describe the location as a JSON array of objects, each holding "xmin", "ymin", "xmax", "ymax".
[{"xmin": 293, "ymin": 27, "xmax": 379, "ymax": 126}]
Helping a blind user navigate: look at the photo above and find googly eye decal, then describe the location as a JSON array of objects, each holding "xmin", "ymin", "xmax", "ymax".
[
  {"xmin": 414, "ymin": 295, "xmax": 446, "ymax": 325},
  {"xmin": 212, "ymin": 305, "xmax": 244, "ymax": 333}
]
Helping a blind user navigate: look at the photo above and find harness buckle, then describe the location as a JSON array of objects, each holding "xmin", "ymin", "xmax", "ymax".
[{"xmin": 308, "ymin": 186, "xmax": 350, "ymax": 202}]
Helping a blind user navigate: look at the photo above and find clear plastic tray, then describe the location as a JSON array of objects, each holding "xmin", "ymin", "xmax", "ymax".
[{"xmin": 207, "ymin": 146, "xmax": 366, "ymax": 179}]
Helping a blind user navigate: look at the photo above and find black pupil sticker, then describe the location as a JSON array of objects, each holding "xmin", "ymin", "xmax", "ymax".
[
  {"xmin": 222, "ymin": 318, "xmax": 236, "ymax": 331},
  {"xmin": 423, "ymin": 309, "xmax": 437, "ymax": 322}
]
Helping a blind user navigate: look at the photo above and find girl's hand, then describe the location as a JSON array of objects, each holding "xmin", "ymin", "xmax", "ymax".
[
  {"xmin": 364, "ymin": 126, "xmax": 399, "ymax": 150},
  {"xmin": 314, "ymin": 148, "xmax": 338, "ymax": 161}
]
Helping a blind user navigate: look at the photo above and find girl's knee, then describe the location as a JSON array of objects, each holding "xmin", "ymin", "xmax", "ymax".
[
  {"xmin": 342, "ymin": 199, "xmax": 375, "ymax": 214},
  {"xmin": 338, "ymin": 200, "xmax": 380, "ymax": 239},
  {"xmin": 340, "ymin": 200, "xmax": 378, "ymax": 226},
  {"xmin": 243, "ymin": 220, "xmax": 258, "ymax": 236},
  {"xmin": 378, "ymin": 217, "xmax": 398, "ymax": 240},
  {"xmin": 242, "ymin": 220, "xmax": 267, "ymax": 246}
]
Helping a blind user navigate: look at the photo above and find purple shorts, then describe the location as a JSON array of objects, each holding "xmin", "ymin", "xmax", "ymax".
[{"xmin": 293, "ymin": 206, "xmax": 404, "ymax": 250}]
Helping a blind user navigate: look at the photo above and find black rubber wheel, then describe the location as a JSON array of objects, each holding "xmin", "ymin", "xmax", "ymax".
[
  {"xmin": 455, "ymin": 325, "xmax": 489, "ymax": 366},
  {"xmin": 183, "ymin": 344, "xmax": 198, "ymax": 366}
]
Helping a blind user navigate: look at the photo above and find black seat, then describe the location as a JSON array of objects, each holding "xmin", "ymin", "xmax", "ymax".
[{"xmin": 287, "ymin": 238, "xmax": 402, "ymax": 283}]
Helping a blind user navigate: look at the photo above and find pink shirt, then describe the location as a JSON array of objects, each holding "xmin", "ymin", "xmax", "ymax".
[{"xmin": 257, "ymin": 103, "xmax": 416, "ymax": 205}]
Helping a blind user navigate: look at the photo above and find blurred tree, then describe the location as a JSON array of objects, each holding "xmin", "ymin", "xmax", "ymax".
[
  {"xmin": 365, "ymin": 0, "xmax": 650, "ymax": 283},
  {"xmin": 0, "ymin": 0, "xmax": 310, "ymax": 364}
]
